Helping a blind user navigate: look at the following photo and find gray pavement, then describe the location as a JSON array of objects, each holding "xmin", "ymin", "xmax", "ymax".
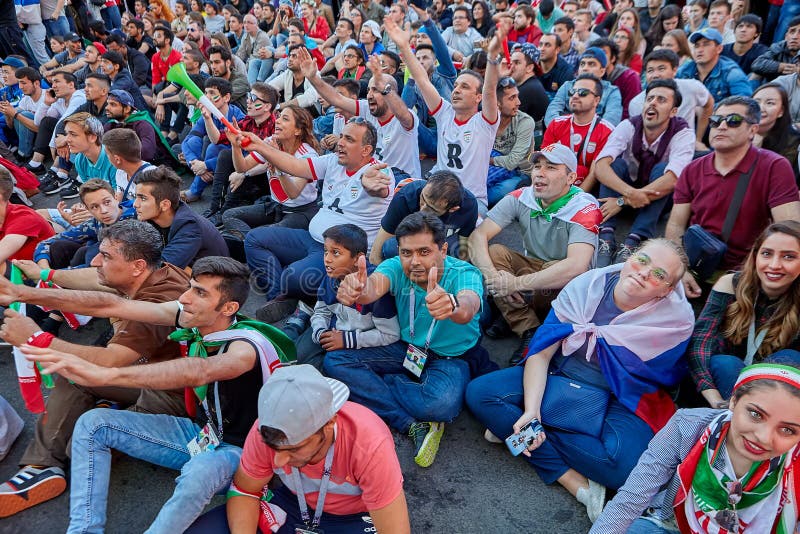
[{"xmin": 0, "ymin": 170, "xmax": 596, "ymax": 533}]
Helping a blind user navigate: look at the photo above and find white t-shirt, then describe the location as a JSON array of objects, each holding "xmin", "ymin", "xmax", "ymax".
[
  {"xmin": 251, "ymin": 140, "xmax": 318, "ymax": 207},
  {"xmin": 355, "ymin": 99, "xmax": 421, "ymax": 178},
  {"xmin": 306, "ymin": 153, "xmax": 395, "ymax": 247},
  {"xmin": 628, "ymin": 79, "xmax": 711, "ymax": 129},
  {"xmin": 430, "ymin": 99, "xmax": 499, "ymax": 206}
]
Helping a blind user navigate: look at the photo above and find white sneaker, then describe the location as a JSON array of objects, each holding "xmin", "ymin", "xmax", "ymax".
[
  {"xmin": 576, "ymin": 479, "xmax": 606, "ymax": 523},
  {"xmin": 483, "ymin": 428, "xmax": 503, "ymax": 443}
]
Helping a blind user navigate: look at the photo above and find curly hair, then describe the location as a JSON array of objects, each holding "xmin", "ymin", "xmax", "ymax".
[{"xmin": 723, "ymin": 221, "xmax": 800, "ymax": 357}]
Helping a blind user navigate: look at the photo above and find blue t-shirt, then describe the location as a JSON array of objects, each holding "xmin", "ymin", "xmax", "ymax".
[
  {"xmin": 72, "ymin": 149, "xmax": 117, "ymax": 189},
  {"xmin": 376, "ymin": 255, "xmax": 483, "ymax": 357}
]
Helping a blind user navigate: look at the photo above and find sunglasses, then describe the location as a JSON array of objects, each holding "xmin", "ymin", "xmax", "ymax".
[
  {"xmin": 347, "ymin": 116, "xmax": 368, "ymax": 125},
  {"xmin": 632, "ymin": 253, "xmax": 671, "ymax": 286},
  {"xmin": 568, "ymin": 87, "xmax": 597, "ymax": 97},
  {"xmin": 498, "ymin": 77, "xmax": 517, "ymax": 89},
  {"xmin": 715, "ymin": 480, "xmax": 742, "ymax": 532},
  {"xmin": 709, "ymin": 113, "xmax": 752, "ymax": 128},
  {"xmin": 247, "ymin": 92, "xmax": 268, "ymax": 106}
]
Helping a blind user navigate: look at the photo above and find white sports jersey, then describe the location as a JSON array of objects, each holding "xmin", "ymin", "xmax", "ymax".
[
  {"xmin": 332, "ymin": 113, "xmax": 345, "ymax": 136},
  {"xmin": 355, "ymin": 99, "xmax": 422, "ymax": 178},
  {"xmin": 251, "ymin": 140, "xmax": 318, "ymax": 207},
  {"xmin": 430, "ymin": 99, "xmax": 499, "ymax": 205},
  {"xmin": 306, "ymin": 153, "xmax": 395, "ymax": 247}
]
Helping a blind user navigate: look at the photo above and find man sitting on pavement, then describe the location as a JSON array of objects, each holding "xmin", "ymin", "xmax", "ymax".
[
  {"xmin": 216, "ymin": 365, "xmax": 411, "ymax": 533},
  {"xmin": 666, "ymin": 96, "xmax": 800, "ymax": 298},
  {"xmin": 542, "ymin": 74, "xmax": 615, "ymax": 191},
  {"xmin": 327, "ymin": 212, "xmax": 490, "ymax": 468},
  {"xmin": 2, "ymin": 256, "xmax": 294, "ymax": 532},
  {"xmin": 370, "ymin": 171, "xmax": 478, "ymax": 265},
  {"xmin": 593, "ymin": 79, "xmax": 695, "ymax": 266},
  {"xmin": 0, "ymin": 219, "xmax": 190, "ymax": 517},
  {"xmin": 104, "ymin": 89, "xmax": 176, "ymax": 166},
  {"xmin": 134, "ymin": 166, "xmax": 229, "ymax": 270},
  {"xmin": 469, "ymin": 143, "xmax": 601, "ymax": 364}
]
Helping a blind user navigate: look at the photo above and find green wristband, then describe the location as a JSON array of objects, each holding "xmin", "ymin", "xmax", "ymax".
[{"xmin": 40, "ymin": 269, "xmax": 51, "ymax": 282}]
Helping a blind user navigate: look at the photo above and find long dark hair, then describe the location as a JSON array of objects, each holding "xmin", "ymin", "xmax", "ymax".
[
  {"xmin": 471, "ymin": 1, "xmax": 492, "ymax": 31},
  {"xmin": 645, "ymin": 5, "xmax": 681, "ymax": 54},
  {"xmin": 754, "ymin": 83, "xmax": 794, "ymax": 153}
]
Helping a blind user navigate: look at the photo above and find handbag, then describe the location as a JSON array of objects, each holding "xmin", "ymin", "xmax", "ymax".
[
  {"xmin": 684, "ymin": 159, "xmax": 756, "ymax": 281},
  {"xmin": 539, "ymin": 355, "xmax": 610, "ymax": 438}
]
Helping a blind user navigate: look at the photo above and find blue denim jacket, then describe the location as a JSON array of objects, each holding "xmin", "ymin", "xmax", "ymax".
[
  {"xmin": 401, "ymin": 18, "xmax": 457, "ymax": 128},
  {"xmin": 676, "ymin": 55, "xmax": 752, "ymax": 102}
]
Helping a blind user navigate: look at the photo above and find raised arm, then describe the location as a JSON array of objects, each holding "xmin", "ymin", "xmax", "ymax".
[
  {"xmin": 0, "ymin": 275, "xmax": 180, "ymax": 325},
  {"xmin": 480, "ymin": 26, "xmax": 506, "ymax": 125},
  {"xmin": 367, "ymin": 55, "xmax": 415, "ymax": 129},
  {"xmin": 384, "ymin": 15, "xmax": 443, "ymax": 113},
  {"xmin": 298, "ymin": 47, "xmax": 358, "ymax": 115}
]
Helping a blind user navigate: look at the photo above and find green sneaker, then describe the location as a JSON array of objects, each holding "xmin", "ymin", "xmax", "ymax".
[{"xmin": 409, "ymin": 422, "xmax": 444, "ymax": 468}]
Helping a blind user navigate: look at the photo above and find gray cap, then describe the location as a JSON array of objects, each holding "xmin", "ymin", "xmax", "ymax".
[
  {"xmin": 531, "ymin": 143, "xmax": 578, "ymax": 173},
  {"xmin": 257, "ymin": 365, "xmax": 349, "ymax": 446}
]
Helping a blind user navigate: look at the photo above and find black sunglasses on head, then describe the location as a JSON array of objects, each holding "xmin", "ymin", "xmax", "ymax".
[{"xmin": 708, "ymin": 113, "xmax": 753, "ymax": 128}]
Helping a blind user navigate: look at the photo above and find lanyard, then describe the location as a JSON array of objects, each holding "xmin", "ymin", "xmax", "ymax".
[
  {"xmin": 201, "ymin": 381, "xmax": 223, "ymax": 442},
  {"xmin": 122, "ymin": 162, "xmax": 151, "ymax": 200},
  {"xmin": 408, "ymin": 288, "xmax": 437, "ymax": 352},
  {"xmin": 291, "ymin": 439, "xmax": 335, "ymax": 529},
  {"xmin": 745, "ymin": 317, "xmax": 767, "ymax": 366},
  {"xmin": 569, "ymin": 115, "xmax": 598, "ymax": 168}
]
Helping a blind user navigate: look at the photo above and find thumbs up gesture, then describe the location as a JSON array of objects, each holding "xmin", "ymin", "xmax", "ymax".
[
  {"xmin": 337, "ymin": 255, "xmax": 368, "ymax": 306},
  {"xmin": 424, "ymin": 266, "xmax": 455, "ymax": 321}
]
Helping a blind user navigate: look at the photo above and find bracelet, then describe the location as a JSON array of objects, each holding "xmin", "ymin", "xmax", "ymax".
[
  {"xmin": 27, "ymin": 330, "xmax": 55, "ymax": 348},
  {"xmin": 487, "ymin": 55, "xmax": 502, "ymax": 65},
  {"xmin": 447, "ymin": 293, "xmax": 459, "ymax": 311},
  {"xmin": 226, "ymin": 481, "xmax": 263, "ymax": 500}
]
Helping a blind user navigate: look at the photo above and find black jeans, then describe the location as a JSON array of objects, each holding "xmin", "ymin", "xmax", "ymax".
[{"xmin": 208, "ymin": 148, "xmax": 270, "ymax": 214}]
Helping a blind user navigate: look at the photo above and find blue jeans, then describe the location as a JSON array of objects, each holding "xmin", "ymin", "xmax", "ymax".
[
  {"xmin": 465, "ymin": 365, "xmax": 653, "ymax": 489},
  {"xmin": 323, "ymin": 341, "xmax": 471, "ymax": 432},
  {"xmin": 244, "ymin": 227, "xmax": 324, "ymax": 301},
  {"xmin": 418, "ymin": 123, "xmax": 437, "ymax": 157},
  {"xmin": 247, "ymin": 57, "xmax": 275, "ymax": 83},
  {"xmin": 100, "ymin": 5, "xmax": 122, "ymax": 31},
  {"xmin": 69, "ymin": 408, "xmax": 242, "ymax": 534},
  {"xmin": 598, "ymin": 159, "xmax": 669, "ymax": 238},
  {"xmin": 627, "ymin": 518, "xmax": 680, "ymax": 534},
  {"xmin": 188, "ymin": 142, "xmax": 224, "ymax": 198},
  {"xmin": 44, "ymin": 16, "xmax": 70, "ymax": 38},
  {"xmin": 487, "ymin": 168, "xmax": 523, "ymax": 207},
  {"xmin": 710, "ymin": 349, "xmax": 800, "ymax": 399},
  {"xmin": 13, "ymin": 111, "xmax": 35, "ymax": 157}
]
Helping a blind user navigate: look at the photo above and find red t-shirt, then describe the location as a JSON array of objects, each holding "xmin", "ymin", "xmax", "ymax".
[
  {"xmin": 1, "ymin": 204, "xmax": 55, "ymax": 261},
  {"xmin": 239, "ymin": 402, "xmax": 404, "ymax": 515},
  {"xmin": 542, "ymin": 115, "xmax": 614, "ymax": 184},
  {"xmin": 151, "ymin": 48, "xmax": 182, "ymax": 88},
  {"xmin": 674, "ymin": 146, "xmax": 800, "ymax": 269}
]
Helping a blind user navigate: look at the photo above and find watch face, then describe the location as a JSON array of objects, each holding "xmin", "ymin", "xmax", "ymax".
[{"xmin": 616, "ymin": 197, "xmax": 625, "ymax": 207}]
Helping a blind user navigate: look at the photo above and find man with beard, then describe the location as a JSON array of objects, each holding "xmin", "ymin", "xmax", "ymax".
[
  {"xmin": 99, "ymin": 51, "xmax": 148, "ymax": 112},
  {"xmin": 126, "ymin": 18, "xmax": 156, "ymax": 60},
  {"xmin": 73, "ymin": 42, "xmax": 107, "ymax": 88},
  {"xmin": 207, "ymin": 45, "xmax": 249, "ymax": 111},
  {"xmin": 104, "ymin": 89, "xmax": 175, "ymax": 165},
  {"xmin": 300, "ymin": 51, "xmax": 420, "ymax": 178},
  {"xmin": 594, "ymin": 79, "xmax": 694, "ymax": 266},
  {"xmin": 537, "ymin": 34, "xmax": 574, "ymax": 100},
  {"xmin": 509, "ymin": 4, "xmax": 543, "ymax": 46},
  {"xmin": 752, "ymin": 15, "xmax": 800, "ymax": 83},
  {"xmin": 103, "ymin": 32, "xmax": 151, "ymax": 90},
  {"xmin": 267, "ymin": 43, "xmax": 320, "ymax": 116},
  {"xmin": 508, "ymin": 43, "xmax": 549, "ymax": 121}
]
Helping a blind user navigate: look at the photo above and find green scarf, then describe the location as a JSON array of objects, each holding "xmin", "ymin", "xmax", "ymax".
[
  {"xmin": 122, "ymin": 110, "xmax": 179, "ymax": 161},
  {"xmin": 529, "ymin": 186, "xmax": 581, "ymax": 222},
  {"xmin": 168, "ymin": 315, "xmax": 296, "ymax": 402}
]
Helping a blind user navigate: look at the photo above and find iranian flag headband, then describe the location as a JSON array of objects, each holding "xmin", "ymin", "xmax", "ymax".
[{"xmin": 734, "ymin": 363, "xmax": 800, "ymax": 393}]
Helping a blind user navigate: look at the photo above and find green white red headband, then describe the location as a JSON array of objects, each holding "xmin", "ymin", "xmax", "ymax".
[{"xmin": 734, "ymin": 363, "xmax": 800, "ymax": 393}]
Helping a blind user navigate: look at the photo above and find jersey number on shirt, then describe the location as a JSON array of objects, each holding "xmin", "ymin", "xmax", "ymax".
[
  {"xmin": 328, "ymin": 197, "xmax": 345, "ymax": 214},
  {"xmin": 446, "ymin": 143, "xmax": 463, "ymax": 169}
]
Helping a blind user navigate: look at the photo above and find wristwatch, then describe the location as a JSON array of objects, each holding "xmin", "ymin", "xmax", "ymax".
[
  {"xmin": 380, "ymin": 83, "xmax": 392, "ymax": 96},
  {"xmin": 447, "ymin": 293, "xmax": 459, "ymax": 312},
  {"xmin": 616, "ymin": 197, "xmax": 625, "ymax": 207}
]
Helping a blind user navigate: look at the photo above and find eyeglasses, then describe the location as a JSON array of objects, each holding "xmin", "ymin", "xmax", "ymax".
[
  {"xmin": 568, "ymin": 87, "xmax": 597, "ymax": 97},
  {"xmin": 631, "ymin": 253, "xmax": 671, "ymax": 286},
  {"xmin": 709, "ymin": 113, "xmax": 753, "ymax": 128},
  {"xmin": 343, "ymin": 53, "xmax": 359, "ymax": 59},
  {"xmin": 498, "ymin": 77, "xmax": 517, "ymax": 89},
  {"xmin": 247, "ymin": 92, "xmax": 268, "ymax": 106}
]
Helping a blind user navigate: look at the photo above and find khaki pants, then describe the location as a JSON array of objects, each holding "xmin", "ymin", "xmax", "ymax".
[
  {"xmin": 20, "ymin": 375, "xmax": 185, "ymax": 469},
  {"xmin": 489, "ymin": 244, "xmax": 560, "ymax": 336}
]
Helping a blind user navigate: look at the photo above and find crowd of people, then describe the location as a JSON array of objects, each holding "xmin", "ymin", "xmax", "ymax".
[{"xmin": 0, "ymin": 0, "xmax": 798, "ymax": 532}]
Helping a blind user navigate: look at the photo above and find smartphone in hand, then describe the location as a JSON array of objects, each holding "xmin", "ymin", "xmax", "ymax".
[{"xmin": 504, "ymin": 420, "xmax": 544, "ymax": 456}]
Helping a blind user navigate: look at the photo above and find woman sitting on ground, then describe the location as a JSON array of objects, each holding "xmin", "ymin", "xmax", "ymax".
[
  {"xmin": 689, "ymin": 221, "xmax": 800, "ymax": 409},
  {"xmin": 753, "ymin": 83, "xmax": 800, "ymax": 184},
  {"xmin": 592, "ymin": 362, "xmax": 800, "ymax": 533},
  {"xmin": 466, "ymin": 239, "xmax": 694, "ymax": 523}
]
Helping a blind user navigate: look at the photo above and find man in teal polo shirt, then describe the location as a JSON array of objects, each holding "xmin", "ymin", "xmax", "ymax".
[{"xmin": 325, "ymin": 212, "xmax": 488, "ymax": 468}]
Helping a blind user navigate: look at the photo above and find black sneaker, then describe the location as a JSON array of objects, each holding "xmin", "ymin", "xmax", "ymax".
[
  {"xmin": 596, "ymin": 234, "xmax": 616, "ymax": 268},
  {"xmin": 0, "ymin": 466, "xmax": 67, "ymax": 517},
  {"xmin": 24, "ymin": 162, "xmax": 46, "ymax": 176},
  {"xmin": 508, "ymin": 328, "xmax": 536, "ymax": 366},
  {"xmin": 60, "ymin": 180, "xmax": 81, "ymax": 199},
  {"xmin": 256, "ymin": 298, "xmax": 299, "ymax": 324},
  {"xmin": 40, "ymin": 175, "xmax": 71, "ymax": 195},
  {"xmin": 37, "ymin": 170, "xmax": 60, "ymax": 190},
  {"xmin": 283, "ymin": 307, "xmax": 311, "ymax": 341},
  {"xmin": 485, "ymin": 315, "xmax": 513, "ymax": 339}
]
